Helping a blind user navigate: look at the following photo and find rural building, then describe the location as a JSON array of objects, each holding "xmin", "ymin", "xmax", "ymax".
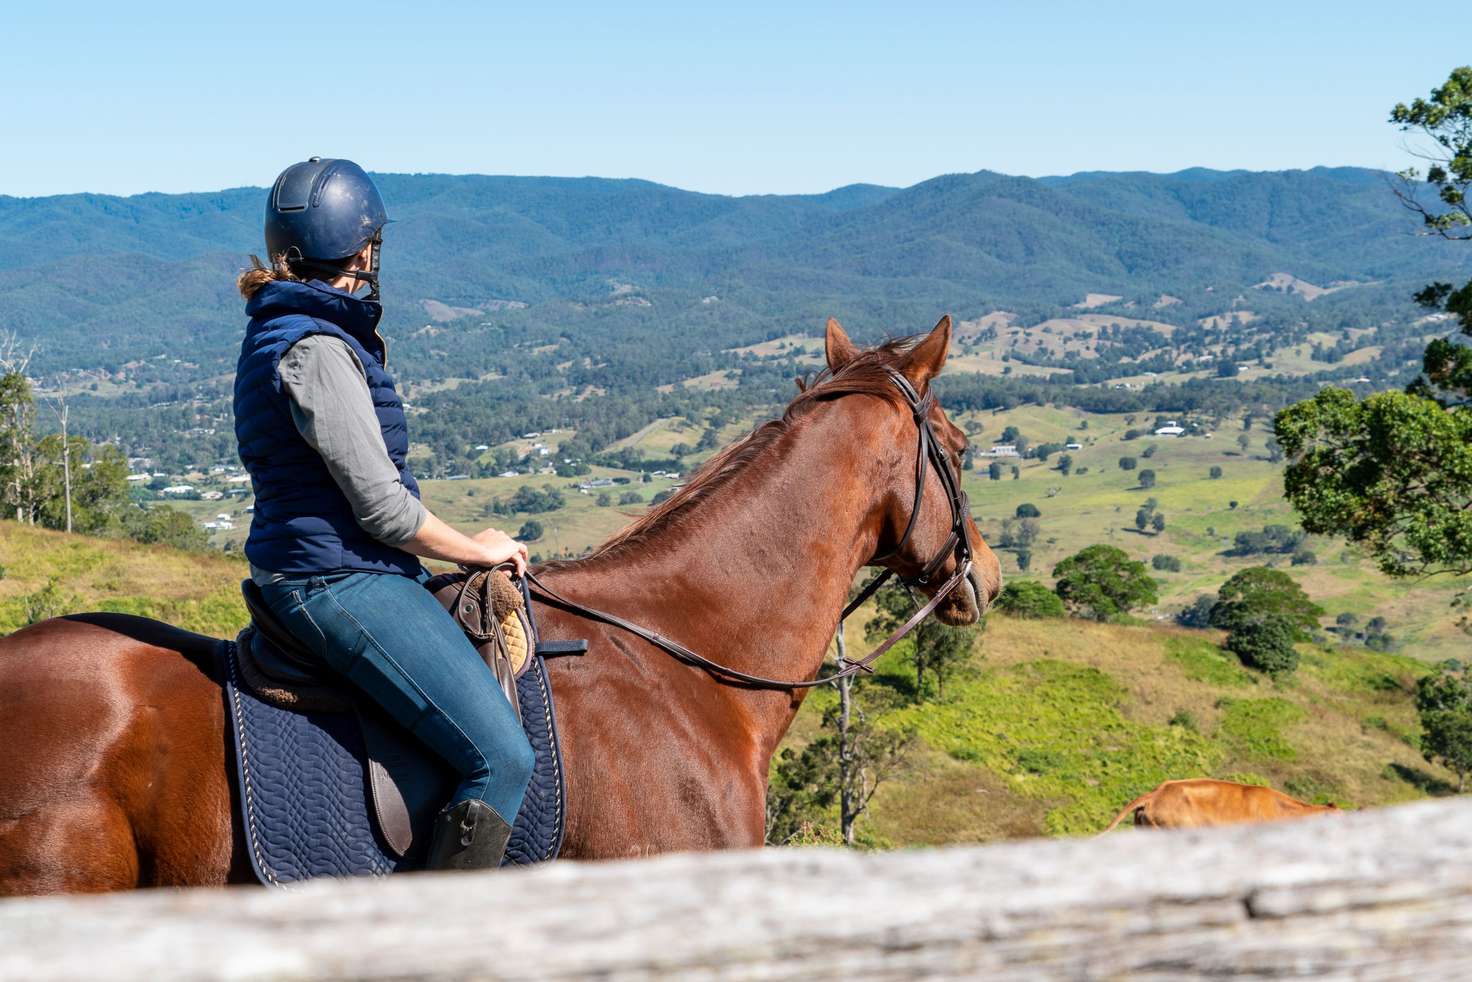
[
  {"xmin": 1154, "ymin": 421, "xmax": 1186, "ymax": 437},
  {"xmin": 982, "ymin": 444, "xmax": 1019, "ymax": 457}
]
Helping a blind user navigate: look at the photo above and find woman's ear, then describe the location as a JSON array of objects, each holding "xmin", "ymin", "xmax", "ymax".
[
  {"xmin": 900, "ymin": 315, "xmax": 953, "ymax": 387},
  {"xmin": 825, "ymin": 317, "xmax": 860, "ymax": 371}
]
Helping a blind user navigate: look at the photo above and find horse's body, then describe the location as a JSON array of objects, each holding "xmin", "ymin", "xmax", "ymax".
[
  {"xmin": 1100, "ymin": 779, "xmax": 1340, "ymax": 833},
  {"xmin": 0, "ymin": 318, "xmax": 1000, "ymax": 894}
]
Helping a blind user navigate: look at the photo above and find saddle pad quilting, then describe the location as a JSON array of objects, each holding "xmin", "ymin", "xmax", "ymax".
[{"xmin": 222, "ymin": 640, "xmax": 566, "ymax": 885}]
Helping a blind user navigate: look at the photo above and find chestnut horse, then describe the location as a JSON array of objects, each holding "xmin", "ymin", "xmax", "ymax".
[{"xmin": 0, "ymin": 317, "xmax": 1000, "ymax": 894}]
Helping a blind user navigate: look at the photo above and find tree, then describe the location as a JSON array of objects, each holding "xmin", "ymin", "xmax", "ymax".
[
  {"xmin": 865, "ymin": 581, "xmax": 982, "ymax": 699},
  {"xmin": 517, "ymin": 519, "xmax": 544, "ymax": 542},
  {"xmin": 1138, "ymin": 469, "xmax": 1157, "ymax": 489},
  {"xmin": 121, "ymin": 505, "xmax": 207, "ymax": 551},
  {"xmin": 1152, "ymin": 554, "xmax": 1181, "ymax": 572},
  {"xmin": 1277, "ymin": 68, "xmax": 1472, "ymax": 622},
  {"xmin": 1278, "ymin": 387, "xmax": 1470, "ymax": 577},
  {"xmin": 0, "ymin": 353, "xmax": 40, "ymax": 523},
  {"xmin": 595, "ymin": 492, "xmax": 612, "ymax": 507},
  {"xmin": 1052, "ymin": 545, "xmax": 1158, "ymax": 622},
  {"xmin": 1415, "ymin": 663, "xmax": 1472, "ymax": 792},
  {"xmin": 1210, "ymin": 567, "xmax": 1322, "ymax": 676},
  {"xmin": 995, "ymin": 580, "xmax": 1066, "ymax": 618},
  {"xmin": 1151, "ymin": 512, "xmax": 1166, "ymax": 534},
  {"xmin": 1209, "ymin": 465, "xmax": 1223, "ymax": 479},
  {"xmin": 988, "ymin": 461, "xmax": 1004, "ymax": 481},
  {"xmin": 1118, "ymin": 456, "xmax": 1137, "ymax": 471},
  {"xmin": 1015, "ymin": 502, "xmax": 1040, "ymax": 518},
  {"xmin": 1237, "ymin": 433, "xmax": 1251, "ymax": 453},
  {"xmin": 1057, "ymin": 453, "xmax": 1073, "ymax": 476},
  {"xmin": 617, "ymin": 490, "xmax": 643, "ymax": 505}
]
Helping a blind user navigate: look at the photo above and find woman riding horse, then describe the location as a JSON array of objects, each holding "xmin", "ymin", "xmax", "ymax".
[{"xmin": 234, "ymin": 158, "xmax": 532, "ymax": 870}]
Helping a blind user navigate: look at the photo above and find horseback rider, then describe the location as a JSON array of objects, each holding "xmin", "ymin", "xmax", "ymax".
[{"xmin": 233, "ymin": 158, "xmax": 535, "ymax": 871}]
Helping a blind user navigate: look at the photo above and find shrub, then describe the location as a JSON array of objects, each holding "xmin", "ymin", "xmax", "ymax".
[
  {"xmin": 995, "ymin": 580, "xmax": 1066, "ymax": 619},
  {"xmin": 1211, "ymin": 567, "xmax": 1322, "ymax": 677},
  {"xmin": 1291, "ymin": 549, "xmax": 1317, "ymax": 566},
  {"xmin": 1138, "ymin": 469, "xmax": 1157, "ymax": 489},
  {"xmin": 1141, "ymin": 444, "xmax": 1158, "ymax": 459},
  {"xmin": 22, "ymin": 578, "xmax": 74, "ymax": 625},
  {"xmin": 1175, "ymin": 594, "xmax": 1217, "ymax": 628},
  {"xmin": 617, "ymin": 490, "xmax": 644, "ymax": 505},
  {"xmin": 1225, "ymin": 618, "xmax": 1301, "ymax": 675},
  {"xmin": 1015, "ymin": 502, "xmax": 1040, "ymax": 518},
  {"xmin": 1415, "ymin": 665, "xmax": 1472, "ymax": 792},
  {"xmin": 1168, "ymin": 709, "xmax": 1199, "ymax": 732},
  {"xmin": 1152, "ymin": 554, "xmax": 1182, "ymax": 572},
  {"xmin": 595, "ymin": 493, "xmax": 612, "ymax": 507},
  {"xmin": 1118, "ymin": 456, "xmax": 1137, "ymax": 471},
  {"xmin": 516, "ymin": 519, "xmax": 544, "ymax": 542},
  {"xmin": 1052, "ymin": 545, "xmax": 1158, "ymax": 622},
  {"xmin": 1209, "ymin": 465, "xmax": 1223, "ymax": 479}
]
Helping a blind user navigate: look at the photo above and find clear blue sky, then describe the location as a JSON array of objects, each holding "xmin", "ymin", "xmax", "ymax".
[{"xmin": 2, "ymin": 1, "xmax": 1463, "ymax": 198}]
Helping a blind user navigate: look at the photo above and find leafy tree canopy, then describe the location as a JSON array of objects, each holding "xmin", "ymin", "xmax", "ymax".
[
  {"xmin": 994, "ymin": 580, "xmax": 1066, "ymax": 619},
  {"xmin": 1051, "ymin": 544, "xmax": 1158, "ymax": 622},
  {"xmin": 1209, "ymin": 566, "xmax": 1323, "ymax": 639}
]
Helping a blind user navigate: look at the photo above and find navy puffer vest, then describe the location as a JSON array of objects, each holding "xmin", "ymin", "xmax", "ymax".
[{"xmin": 235, "ymin": 279, "xmax": 421, "ymax": 576}]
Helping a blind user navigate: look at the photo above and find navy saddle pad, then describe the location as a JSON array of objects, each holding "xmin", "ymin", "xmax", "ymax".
[{"xmin": 221, "ymin": 637, "xmax": 566, "ymax": 886}]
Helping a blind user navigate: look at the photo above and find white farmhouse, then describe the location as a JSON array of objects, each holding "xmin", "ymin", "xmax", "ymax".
[{"xmin": 1154, "ymin": 420, "xmax": 1186, "ymax": 437}]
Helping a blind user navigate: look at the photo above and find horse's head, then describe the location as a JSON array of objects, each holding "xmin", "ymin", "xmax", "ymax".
[{"xmin": 819, "ymin": 315, "xmax": 1002, "ymax": 624}]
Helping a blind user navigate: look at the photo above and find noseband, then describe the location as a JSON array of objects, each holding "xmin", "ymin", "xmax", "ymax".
[{"xmin": 526, "ymin": 369, "xmax": 976, "ymax": 690}]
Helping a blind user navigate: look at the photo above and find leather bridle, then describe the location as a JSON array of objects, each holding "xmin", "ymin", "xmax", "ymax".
[{"xmin": 524, "ymin": 368, "xmax": 976, "ymax": 690}]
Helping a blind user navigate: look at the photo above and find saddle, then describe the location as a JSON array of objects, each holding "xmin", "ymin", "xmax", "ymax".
[
  {"xmin": 237, "ymin": 568, "xmax": 537, "ymax": 717},
  {"xmin": 227, "ymin": 569, "xmax": 585, "ymax": 883}
]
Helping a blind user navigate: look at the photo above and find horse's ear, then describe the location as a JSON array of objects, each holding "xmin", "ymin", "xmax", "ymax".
[
  {"xmin": 825, "ymin": 317, "xmax": 859, "ymax": 371},
  {"xmin": 900, "ymin": 314, "xmax": 952, "ymax": 387}
]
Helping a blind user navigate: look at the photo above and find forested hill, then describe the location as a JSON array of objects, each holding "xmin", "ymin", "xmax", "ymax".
[{"xmin": 0, "ymin": 166, "xmax": 1462, "ymax": 377}]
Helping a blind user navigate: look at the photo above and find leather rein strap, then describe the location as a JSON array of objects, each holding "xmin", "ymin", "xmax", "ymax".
[{"xmin": 526, "ymin": 369, "xmax": 974, "ymax": 691}]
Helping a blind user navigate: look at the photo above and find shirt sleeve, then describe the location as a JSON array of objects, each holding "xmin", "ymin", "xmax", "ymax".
[{"xmin": 277, "ymin": 335, "xmax": 428, "ymax": 547}]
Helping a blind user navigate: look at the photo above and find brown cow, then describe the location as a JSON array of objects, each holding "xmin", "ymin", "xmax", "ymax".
[{"xmin": 1100, "ymin": 779, "xmax": 1339, "ymax": 833}]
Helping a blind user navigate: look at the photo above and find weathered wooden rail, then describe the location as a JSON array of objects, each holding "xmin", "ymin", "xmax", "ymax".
[{"xmin": 2, "ymin": 796, "xmax": 1470, "ymax": 980}]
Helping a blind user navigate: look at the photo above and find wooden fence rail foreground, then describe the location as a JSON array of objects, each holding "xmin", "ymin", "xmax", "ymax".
[{"xmin": 2, "ymin": 796, "xmax": 1470, "ymax": 980}]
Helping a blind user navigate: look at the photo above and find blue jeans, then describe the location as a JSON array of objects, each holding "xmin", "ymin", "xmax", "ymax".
[{"xmin": 256, "ymin": 569, "xmax": 534, "ymax": 822}]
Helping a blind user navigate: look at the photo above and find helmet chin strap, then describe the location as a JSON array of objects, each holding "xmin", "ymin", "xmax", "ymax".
[{"xmin": 289, "ymin": 232, "xmax": 382, "ymax": 301}]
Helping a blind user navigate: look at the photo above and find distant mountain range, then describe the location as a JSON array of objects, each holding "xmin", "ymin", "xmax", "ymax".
[{"xmin": 0, "ymin": 166, "xmax": 1464, "ymax": 376}]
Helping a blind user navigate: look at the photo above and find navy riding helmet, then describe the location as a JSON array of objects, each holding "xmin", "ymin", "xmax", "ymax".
[{"xmin": 264, "ymin": 157, "xmax": 389, "ymax": 299}]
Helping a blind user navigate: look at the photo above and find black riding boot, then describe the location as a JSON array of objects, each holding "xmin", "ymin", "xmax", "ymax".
[{"xmin": 426, "ymin": 799, "xmax": 513, "ymax": 871}]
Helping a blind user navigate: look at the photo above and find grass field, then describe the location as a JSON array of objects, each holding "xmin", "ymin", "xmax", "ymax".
[{"xmin": 782, "ymin": 613, "xmax": 1455, "ymax": 845}]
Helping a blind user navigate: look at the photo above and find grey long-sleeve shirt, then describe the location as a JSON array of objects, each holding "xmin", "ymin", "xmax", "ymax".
[{"xmin": 249, "ymin": 335, "xmax": 427, "ymax": 583}]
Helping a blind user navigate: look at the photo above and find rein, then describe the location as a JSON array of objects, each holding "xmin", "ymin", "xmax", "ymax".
[{"xmin": 525, "ymin": 369, "xmax": 975, "ymax": 691}]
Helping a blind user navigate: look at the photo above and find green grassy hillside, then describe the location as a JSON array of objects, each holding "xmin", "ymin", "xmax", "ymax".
[
  {"xmin": 0, "ymin": 521, "xmax": 248, "ymax": 637},
  {"xmin": 782, "ymin": 614, "xmax": 1453, "ymax": 845}
]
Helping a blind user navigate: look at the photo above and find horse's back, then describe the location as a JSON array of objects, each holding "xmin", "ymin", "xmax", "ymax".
[{"xmin": 0, "ymin": 614, "xmax": 242, "ymax": 894}]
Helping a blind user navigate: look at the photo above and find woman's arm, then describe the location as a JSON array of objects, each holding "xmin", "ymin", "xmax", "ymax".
[
  {"xmin": 279, "ymin": 336, "xmax": 526, "ymax": 574},
  {"xmin": 398, "ymin": 514, "xmax": 528, "ymax": 575}
]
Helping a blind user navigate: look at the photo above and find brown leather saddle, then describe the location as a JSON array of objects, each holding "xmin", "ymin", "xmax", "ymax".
[{"xmin": 234, "ymin": 568, "xmax": 584, "ymax": 859}]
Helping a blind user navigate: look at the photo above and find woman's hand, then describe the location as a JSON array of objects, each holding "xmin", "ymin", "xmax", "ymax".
[
  {"xmin": 472, "ymin": 527, "xmax": 529, "ymax": 576},
  {"xmin": 398, "ymin": 512, "xmax": 529, "ymax": 576}
]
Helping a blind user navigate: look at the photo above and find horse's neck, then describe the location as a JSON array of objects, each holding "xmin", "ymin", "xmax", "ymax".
[{"xmin": 550, "ymin": 407, "xmax": 886, "ymax": 739}]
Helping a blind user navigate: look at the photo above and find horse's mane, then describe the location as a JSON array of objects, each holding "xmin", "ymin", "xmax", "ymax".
[{"xmin": 541, "ymin": 337, "xmax": 919, "ymax": 570}]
